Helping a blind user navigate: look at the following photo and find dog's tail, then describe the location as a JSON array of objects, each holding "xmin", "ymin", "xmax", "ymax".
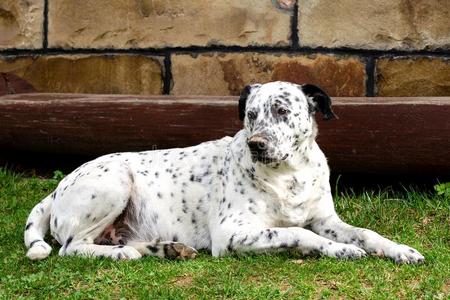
[{"xmin": 24, "ymin": 193, "xmax": 53, "ymax": 260}]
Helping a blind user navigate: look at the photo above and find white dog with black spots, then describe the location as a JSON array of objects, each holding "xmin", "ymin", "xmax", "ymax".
[{"xmin": 24, "ymin": 81, "xmax": 424, "ymax": 264}]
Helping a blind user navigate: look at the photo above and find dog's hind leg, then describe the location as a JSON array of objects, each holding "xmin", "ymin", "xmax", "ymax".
[
  {"xmin": 52, "ymin": 161, "xmax": 143, "ymax": 260},
  {"xmin": 60, "ymin": 239, "xmax": 197, "ymax": 260},
  {"xmin": 63, "ymin": 239, "xmax": 142, "ymax": 260},
  {"xmin": 24, "ymin": 194, "xmax": 53, "ymax": 260}
]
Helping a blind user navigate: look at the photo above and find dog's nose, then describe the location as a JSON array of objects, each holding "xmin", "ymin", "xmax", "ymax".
[{"xmin": 247, "ymin": 135, "xmax": 268, "ymax": 155}]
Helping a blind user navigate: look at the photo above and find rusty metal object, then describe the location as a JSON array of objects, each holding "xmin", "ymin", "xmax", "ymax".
[
  {"xmin": 0, "ymin": 73, "xmax": 36, "ymax": 96},
  {"xmin": 272, "ymin": 0, "xmax": 295, "ymax": 10}
]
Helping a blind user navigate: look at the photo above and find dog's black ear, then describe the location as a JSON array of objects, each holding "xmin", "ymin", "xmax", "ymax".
[
  {"xmin": 301, "ymin": 84, "xmax": 337, "ymax": 120},
  {"xmin": 238, "ymin": 84, "xmax": 260, "ymax": 121}
]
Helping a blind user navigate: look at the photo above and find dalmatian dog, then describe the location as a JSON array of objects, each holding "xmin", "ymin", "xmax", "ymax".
[{"xmin": 24, "ymin": 81, "xmax": 424, "ymax": 264}]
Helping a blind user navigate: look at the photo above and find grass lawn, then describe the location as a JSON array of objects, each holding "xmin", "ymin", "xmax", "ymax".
[{"xmin": 0, "ymin": 168, "xmax": 448, "ymax": 299}]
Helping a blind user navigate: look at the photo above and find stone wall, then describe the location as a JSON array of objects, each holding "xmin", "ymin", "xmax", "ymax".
[{"xmin": 0, "ymin": 0, "xmax": 449, "ymax": 96}]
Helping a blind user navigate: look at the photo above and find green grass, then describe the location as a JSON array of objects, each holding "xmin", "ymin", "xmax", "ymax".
[{"xmin": 0, "ymin": 168, "xmax": 449, "ymax": 299}]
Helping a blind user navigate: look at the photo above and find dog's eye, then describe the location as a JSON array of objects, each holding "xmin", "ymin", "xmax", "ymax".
[
  {"xmin": 247, "ymin": 111, "xmax": 257, "ymax": 120},
  {"xmin": 277, "ymin": 108, "xmax": 288, "ymax": 115}
]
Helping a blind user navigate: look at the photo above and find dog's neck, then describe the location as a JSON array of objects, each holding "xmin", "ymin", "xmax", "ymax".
[{"xmin": 230, "ymin": 130, "xmax": 319, "ymax": 220}]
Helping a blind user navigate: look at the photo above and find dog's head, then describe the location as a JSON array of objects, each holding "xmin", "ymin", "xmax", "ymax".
[{"xmin": 238, "ymin": 81, "xmax": 336, "ymax": 165}]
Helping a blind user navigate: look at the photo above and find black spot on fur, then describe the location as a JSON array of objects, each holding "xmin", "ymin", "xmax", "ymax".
[
  {"xmin": 65, "ymin": 236, "xmax": 73, "ymax": 248},
  {"xmin": 147, "ymin": 245, "xmax": 159, "ymax": 253},
  {"xmin": 25, "ymin": 222, "xmax": 33, "ymax": 230},
  {"xmin": 190, "ymin": 174, "xmax": 202, "ymax": 182},
  {"xmin": 227, "ymin": 234, "xmax": 236, "ymax": 252},
  {"xmin": 29, "ymin": 239, "xmax": 42, "ymax": 247}
]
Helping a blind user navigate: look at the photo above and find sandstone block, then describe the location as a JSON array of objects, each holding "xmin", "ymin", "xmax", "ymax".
[
  {"xmin": 0, "ymin": 55, "xmax": 164, "ymax": 94},
  {"xmin": 0, "ymin": 0, "xmax": 44, "ymax": 49},
  {"xmin": 48, "ymin": 0, "xmax": 292, "ymax": 49},
  {"xmin": 376, "ymin": 57, "xmax": 450, "ymax": 96},
  {"xmin": 298, "ymin": 0, "xmax": 450, "ymax": 50},
  {"xmin": 171, "ymin": 53, "xmax": 366, "ymax": 96}
]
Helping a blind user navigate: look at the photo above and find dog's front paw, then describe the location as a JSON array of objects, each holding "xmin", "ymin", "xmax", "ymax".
[
  {"xmin": 387, "ymin": 244, "xmax": 424, "ymax": 264},
  {"xmin": 325, "ymin": 243, "xmax": 367, "ymax": 260}
]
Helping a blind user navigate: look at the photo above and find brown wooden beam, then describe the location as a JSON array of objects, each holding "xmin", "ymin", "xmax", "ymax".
[{"xmin": 0, "ymin": 93, "xmax": 449, "ymax": 175}]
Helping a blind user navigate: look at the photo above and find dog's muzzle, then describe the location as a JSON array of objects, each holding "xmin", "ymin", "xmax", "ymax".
[{"xmin": 247, "ymin": 134, "xmax": 273, "ymax": 163}]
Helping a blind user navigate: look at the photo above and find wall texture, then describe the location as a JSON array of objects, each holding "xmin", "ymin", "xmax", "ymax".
[{"xmin": 0, "ymin": 0, "xmax": 449, "ymax": 96}]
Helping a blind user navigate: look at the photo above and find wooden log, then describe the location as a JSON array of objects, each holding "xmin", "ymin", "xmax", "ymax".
[{"xmin": 0, "ymin": 93, "xmax": 449, "ymax": 175}]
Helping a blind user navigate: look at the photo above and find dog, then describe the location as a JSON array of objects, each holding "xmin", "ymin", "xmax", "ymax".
[{"xmin": 24, "ymin": 81, "xmax": 424, "ymax": 264}]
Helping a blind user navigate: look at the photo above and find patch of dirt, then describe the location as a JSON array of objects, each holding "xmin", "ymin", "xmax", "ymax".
[
  {"xmin": 442, "ymin": 279, "xmax": 450, "ymax": 298},
  {"xmin": 315, "ymin": 279, "xmax": 339, "ymax": 291},
  {"xmin": 422, "ymin": 216, "xmax": 434, "ymax": 225},
  {"xmin": 278, "ymin": 280, "xmax": 293, "ymax": 293},
  {"xmin": 414, "ymin": 214, "xmax": 437, "ymax": 235},
  {"xmin": 246, "ymin": 275, "xmax": 292, "ymax": 294},
  {"xmin": 245, "ymin": 275, "xmax": 262, "ymax": 285},
  {"xmin": 291, "ymin": 259, "xmax": 304, "ymax": 265},
  {"xmin": 171, "ymin": 274, "xmax": 194, "ymax": 287}
]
